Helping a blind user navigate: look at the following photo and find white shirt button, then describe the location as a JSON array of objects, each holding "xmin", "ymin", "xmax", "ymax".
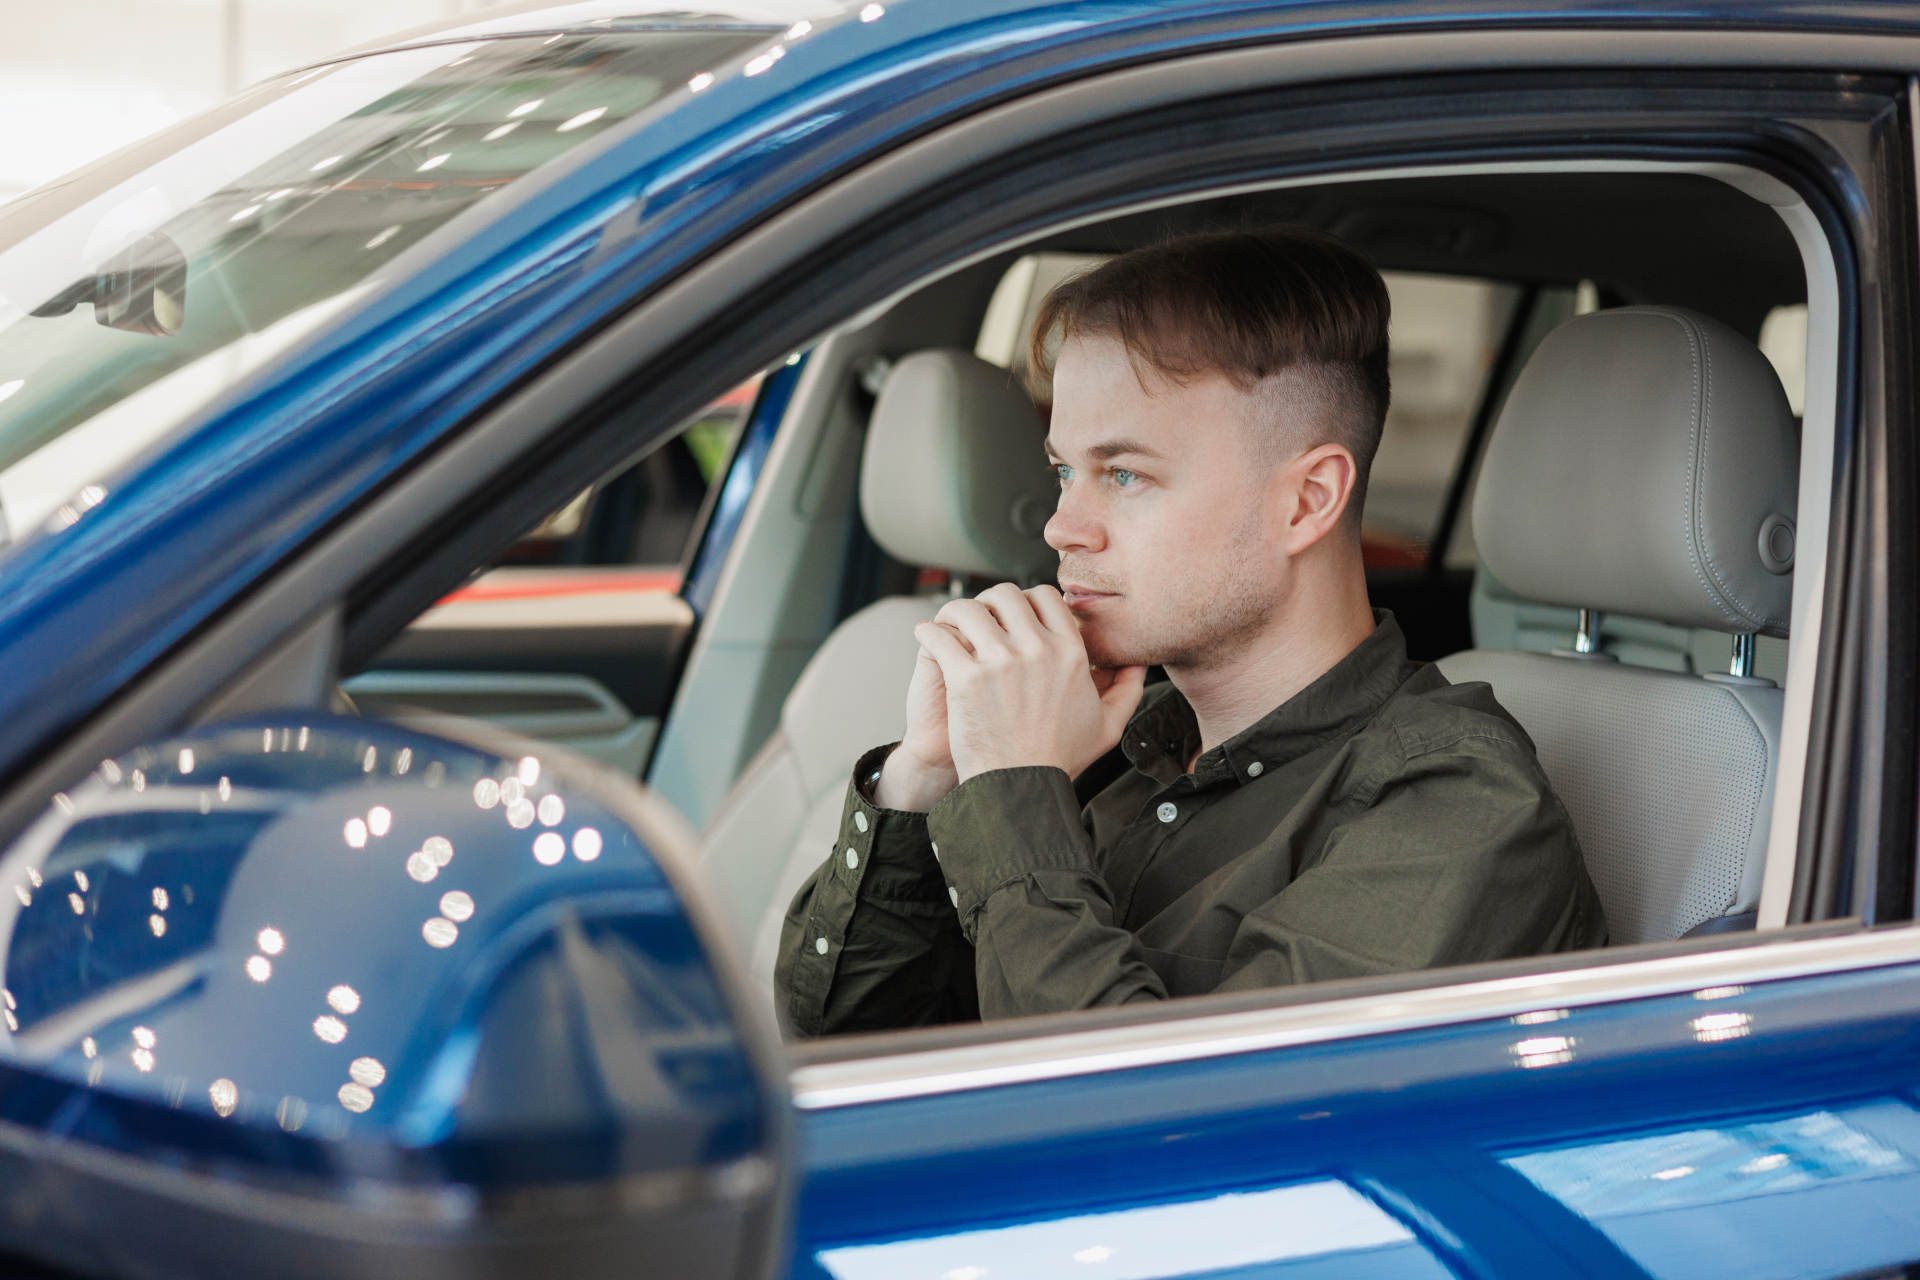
[
  {"xmin": 1246, "ymin": 761, "xmax": 1264, "ymax": 777},
  {"xmin": 814, "ymin": 936, "xmax": 829, "ymax": 955},
  {"xmin": 853, "ymin": 811, "xmax": 869, "ymax": 833},
  {"xmin": 1156, "ymin": 801, "xmax": 1178, "ymax": 823},
  {"xmin": 845, "ymin": 848, "xmax": 859, "ymax": 869},
  {"xmin": 949, "ymin": 886, "xmax": 960, "ymax": 907}
]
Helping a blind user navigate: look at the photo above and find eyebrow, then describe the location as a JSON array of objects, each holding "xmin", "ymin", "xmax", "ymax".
[{"xmin": 1042, "ymin": 437, "xmax": 1169, "ymax": 462}]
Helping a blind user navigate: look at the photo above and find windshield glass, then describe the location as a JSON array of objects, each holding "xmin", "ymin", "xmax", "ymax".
[{"xmin": 0, "ymin": 26, "xmax": 768, "ymax": 544}]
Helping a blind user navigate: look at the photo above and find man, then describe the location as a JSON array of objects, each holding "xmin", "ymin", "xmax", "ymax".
[{"xmin": 777, "ymin": 227, "xmax": 1606, "ymax": 1037}]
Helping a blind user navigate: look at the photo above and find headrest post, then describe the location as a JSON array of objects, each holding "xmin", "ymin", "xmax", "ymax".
[
  {"xmin": 1573, "ymin": 609, "xmax": 1603, "ymax": 656},
  {"xmin": 1730, "ymin": 633, "xmax": 1756, "ymax": 680}
]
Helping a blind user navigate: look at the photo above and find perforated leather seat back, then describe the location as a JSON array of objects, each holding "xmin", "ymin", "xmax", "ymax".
[
  {"xmin": 1448, "ymin": 306, "xmax": 1799, "ymax": 943},
  {"xmin": 1438, "ymin": 650, "xmax": 1777, "ymax": 942},
  {"xmin": 696, "ymin": 351, "xmax": 1050, "ymax": 1000}
]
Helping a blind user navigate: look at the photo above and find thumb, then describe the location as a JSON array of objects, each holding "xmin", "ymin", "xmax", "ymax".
[{"xmin": 1096, "ymin": 664, "xmax": 1148, "ymax": 738}]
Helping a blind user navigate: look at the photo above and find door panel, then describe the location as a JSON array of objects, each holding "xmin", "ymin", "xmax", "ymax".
[{"xmin": 790, "ymin": 955, "xmax": 1920, "ymax": 1280}]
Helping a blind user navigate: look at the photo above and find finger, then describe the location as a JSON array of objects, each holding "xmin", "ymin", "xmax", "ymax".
[
  {"xmin": 977, "ymin": 582, "xmax": 1048, "ymax": 646},
  {"xmin": 914, "ymin": 620, "xmax": 976, "ymax": 672},
  {"xmin": 1096, "ymin": 664, "xmax": 1149, "ymax": 739},
  {"xmin": 934, "ymin": 598, "xmax": 1014, "ymax": 658},
  {"xmin": 1023, "ymin": 584, "xmax": 1080, "ymax": 637}
]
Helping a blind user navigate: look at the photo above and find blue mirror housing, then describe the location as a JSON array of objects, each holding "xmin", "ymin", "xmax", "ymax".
[{"xmin": 0, "ymin": 714, "xmax": 789, "ymax": 1279}]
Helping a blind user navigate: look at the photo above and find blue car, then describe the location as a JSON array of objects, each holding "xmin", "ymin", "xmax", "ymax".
[{"xmin": 0, "ymin": 1, "xmax": 1916, "ymax": 1276}]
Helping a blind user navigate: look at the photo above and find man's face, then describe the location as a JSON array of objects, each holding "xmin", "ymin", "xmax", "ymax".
[{"xmin": 1044, "ymin": 334, "xmax": 1290, "ymax": 671}]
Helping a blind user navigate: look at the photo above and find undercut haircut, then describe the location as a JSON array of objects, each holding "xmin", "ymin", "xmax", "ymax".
[{"xmin": 1026, "ymin": 227, "xmax": 1392, "ymax": 522}]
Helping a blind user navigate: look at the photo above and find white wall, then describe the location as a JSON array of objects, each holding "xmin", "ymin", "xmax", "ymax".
[{"xmin": 0, "ymin": 0, "xmax": 496, "ymax": 203}]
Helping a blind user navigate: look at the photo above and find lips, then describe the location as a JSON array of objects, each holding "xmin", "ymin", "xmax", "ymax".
[{"xmin": 1059, "ymin": 584, "xmax": 1117, "ymax": 607}]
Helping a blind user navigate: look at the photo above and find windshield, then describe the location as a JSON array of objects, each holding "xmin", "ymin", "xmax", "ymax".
[{"xmin": 0, "ymin": 26, "xmax": 768, "ymax": 545}]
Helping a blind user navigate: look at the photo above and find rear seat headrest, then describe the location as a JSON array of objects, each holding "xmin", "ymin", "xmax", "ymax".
[
  {"xmin": 859, "ymin": 349, "xmax": 1057, "ymax": 583},
  {"xmin": 1472, "ymin": 306, "xmax": 1799, "ymax": 637}
]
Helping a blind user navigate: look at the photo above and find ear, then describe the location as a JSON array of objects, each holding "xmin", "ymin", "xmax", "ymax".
[{"xmin": 1276, "ymin": 442, "xmax": 1358, "ymax": 556}]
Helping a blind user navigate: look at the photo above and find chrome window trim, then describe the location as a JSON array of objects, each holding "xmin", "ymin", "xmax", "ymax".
[{"xmin": 789, "ymin": 925, "xmax": 1919, "ymax": 1109}]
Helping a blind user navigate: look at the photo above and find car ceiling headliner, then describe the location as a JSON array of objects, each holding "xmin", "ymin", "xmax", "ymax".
[{"xmin": 1032, "ymin": 172, "xmax": 1805, "ymax": 337}]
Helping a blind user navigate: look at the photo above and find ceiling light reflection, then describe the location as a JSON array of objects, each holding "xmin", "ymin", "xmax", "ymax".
[
  {"xmin": 416, "ymin": 153, "xmax": 451, "ymax": 173},
  {"xmin": 1511, "ymin": 1034, "xmax": 1574, "ymax": 1068},
  {"xmin": 483, "ymin": 121, "xmax": 521, "ymax": 141},
  {"xmin": 132, "ymin": 1026, "xmax": 155, "ymax": 1049},
  {"xmin": 517, "ymin": 757, "xmax": 540, "ymax": 786},
  {"xmin": 537, "ymin": 794, "xmax": 564, "ymax": 826},
  {"xmin": 349, "ymin": 1057, "xmax": 386, "ymax": 1087},
  {"xmin": 149, "ymin": 913, "xmax": 166, "ymax": 937},
  {"xmin": 688, "ymin": 71, "xmax": 715, "ymax": 92},
  {"xmin": 246, "ymin": 955, "xmax": 272, "ymax": 982},
  {"xmin": 368, "ymin": 806, "xmax": 392, "ymax": 837},
  {"xmin": 177, "ymin": 747, "xmax": 195, "ymax": 774},
  {"xmin": 556, "ymin": 107, "xmax": 605, "ymax": 133},
  {"xmin": 506, "ymin": 798, "xmax": 535, "ymax": 829},
  {"xmin": 313, "ymin": 1015, "xmax": 347, "ymax": 1044},
  {"xmin": 860, "ymin": 2, "xmax": 885, "ymax": 19},
  {"xmin": 508, "ymin": 98, "xmax": 544, "ymax": 117},
  {"xmin": 439, "ymin": 890, "xmax": 474, "ymax": 922},
  {"xmin": 0, "ymin": 379, "xmax": 23, "ymax": 404},
  {"xmin": 209, "ymin": 1078, "xmax": 237, "ymax": 1117},
  {"xmin": 424, "ymin": 835, "xmax": 453, "ymax": 867},
  {"xmin": 257, "ymin": 928, "xmax": 284, "ymax": 955},
  {"xmin": 327, "ymin": 985, "xmax": 361, "ymax": 1015},
  {"xmin": 573, "ymin": 827, "xmax": 602, "ymax": 862},
  {"xmin": 423, "ymin": 917, "xmax": 458, "ymax": 948},
  {"xmin": 1651, "ymin": 1165, "xmax": 1694, "ymax": 1181},
  {"xmin": 338, "ymin": 1082, "xmax": 374, "ymax": 1113},
  {"xmin": 474, "ymin": 778, "xmax": 501, "ymax": 809},
  {"xmin": 132, "ymin": 1048, "xmax": 155, "ymax": 1072},
  {"xmin": 406, "ymin": 851, "xmax": 438, "ymax": 883},
  {"xmin": 344, "ymin": 817, "xmax": 368, "ymax": 848},
  {"xmin": 152, "ymin": 887, "xmax": 168, "ymax": 910},
  {"xmin": 1691, "ymin": 1011, "xmax": 1751, "ymax": 1042},
  {"xmin": 787, "ymin": 19, "xmax": 812, "ymax": 36},
  {"xmin": 533, "ymin": 832, "xmax": 565, "ymax": 865}
]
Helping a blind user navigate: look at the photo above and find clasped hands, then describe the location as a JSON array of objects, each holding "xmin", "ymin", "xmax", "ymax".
[{"xmin": 875, "ymin": 582, "xmax": 1148, "ymax": 813}]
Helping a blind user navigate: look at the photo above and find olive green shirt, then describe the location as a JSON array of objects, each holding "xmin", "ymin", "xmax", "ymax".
[{"xmin": 777, "ymin": 612, "xmax": 1606, "ymax": 1038}]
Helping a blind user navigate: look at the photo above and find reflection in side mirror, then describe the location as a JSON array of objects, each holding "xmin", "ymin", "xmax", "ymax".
[
  {"xmin": 28, "ymin": 231, "xmax": 187, "ymax": 337},
  {"xmin": 0, "ymin": 714, "xmax": 790, "ymax": 1280}
]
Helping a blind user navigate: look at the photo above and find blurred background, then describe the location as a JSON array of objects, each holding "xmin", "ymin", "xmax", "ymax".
[{"xmin": 0, "ymin": 0, "xmax": 500, "ymax": 205}]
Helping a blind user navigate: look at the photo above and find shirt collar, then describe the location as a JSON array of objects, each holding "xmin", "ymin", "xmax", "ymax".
[{"xmin": 1120, "ymin": 610, "xmax": 1417, "ymax": 787}]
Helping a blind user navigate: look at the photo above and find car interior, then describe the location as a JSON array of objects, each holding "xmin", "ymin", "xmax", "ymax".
[{"xmin": 348, "ymin": 162, "xmax": 1825, "ymax": 1027}]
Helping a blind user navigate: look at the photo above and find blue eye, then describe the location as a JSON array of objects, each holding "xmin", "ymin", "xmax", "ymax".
[
  {"xmin": 1052, "ymin": 463, "xmax": 1072, "ymax": 486},
  {"xmin": 1111, "ymin": 468, "xmax": 1137, "ymax": 488}
]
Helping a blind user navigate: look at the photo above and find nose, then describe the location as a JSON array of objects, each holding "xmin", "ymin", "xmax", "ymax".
[{"xmin": 1044, "ymin": 484, "xmax": 1103, "ymax": 554}]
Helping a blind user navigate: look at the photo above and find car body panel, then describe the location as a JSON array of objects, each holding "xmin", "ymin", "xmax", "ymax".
[{"xmin": 794, "ymin": 954, "xmax": 1920, "ymax": 1278}]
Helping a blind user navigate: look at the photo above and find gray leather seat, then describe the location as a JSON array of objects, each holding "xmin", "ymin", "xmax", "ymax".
[
  {"xmin": 1438, "ymin": 306, "xmax": 1799, "ymax": 944},
  {"xmin": 697, "ymin": 349, "xmax": 1055, "ymax": 990}
]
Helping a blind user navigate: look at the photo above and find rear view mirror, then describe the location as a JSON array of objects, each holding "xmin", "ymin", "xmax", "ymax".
[
  {"xmin": 29, "ymin": 231, "xmax": 187, "ymax": 336},
  {"xmin": 0, "ymin": 714, "xmax": 790, "ymax": 1280}
]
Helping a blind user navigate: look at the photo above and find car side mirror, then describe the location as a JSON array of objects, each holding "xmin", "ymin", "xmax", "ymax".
[{"xmin": 0, "ymin": 713, "xmax": 790, "ymax": 1280}]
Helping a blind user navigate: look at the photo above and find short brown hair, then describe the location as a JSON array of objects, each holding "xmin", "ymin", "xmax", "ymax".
[{"xmin": 1026, "ymin": 227, "xmax": 1391, "ymax": 517}]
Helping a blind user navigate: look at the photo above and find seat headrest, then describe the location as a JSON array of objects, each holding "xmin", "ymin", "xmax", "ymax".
[
  {"xmin": 859, "ymin": 349, "xmax": 1056, "ymax": 583},
  {"xmin": 1472, "ymin": 306, "xmax": 1799, "ymax": 636}
]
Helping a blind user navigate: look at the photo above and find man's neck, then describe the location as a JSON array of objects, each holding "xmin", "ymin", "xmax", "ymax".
[{"xmin": 1170, "ymin": 563, "xmax": 1377, "ymax": 762}]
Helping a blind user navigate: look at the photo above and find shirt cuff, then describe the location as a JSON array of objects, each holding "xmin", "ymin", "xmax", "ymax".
[
  {"xmin": 839, "ymin": 744, "xmax": 948, "ymax": 904},
  {"xmin": 928, "ymin": 765, "xmax": 1092, "ymax": 930}
]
